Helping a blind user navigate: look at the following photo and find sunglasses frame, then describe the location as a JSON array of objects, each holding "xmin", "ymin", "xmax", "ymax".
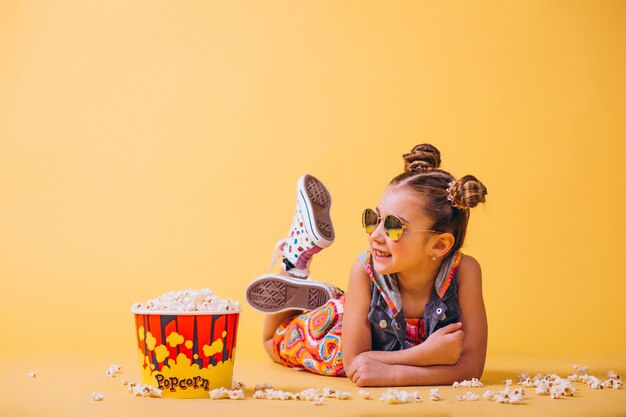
[{"xmin": 362, "ymin": 208, "xmax": 439, "ymax": 241}]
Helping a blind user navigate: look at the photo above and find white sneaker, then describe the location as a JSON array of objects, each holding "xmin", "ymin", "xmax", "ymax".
[
  {"xmin": 246, "ymin": 274, "xmax": 343, "ymax": 313},
  {"xmin": 277, "ymin": 174, "xmax": 334, "ymax": 278}
]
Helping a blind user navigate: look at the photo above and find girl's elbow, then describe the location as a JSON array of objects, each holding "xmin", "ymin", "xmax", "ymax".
[{"xmin": 457, "ymin": 360, "xmax": 485, "ymax": 381}]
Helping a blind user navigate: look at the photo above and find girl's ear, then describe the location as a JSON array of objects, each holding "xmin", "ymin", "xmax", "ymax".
[{"xmin": 431, "ymin": 233, "xmax": 455, "ymax": 259}]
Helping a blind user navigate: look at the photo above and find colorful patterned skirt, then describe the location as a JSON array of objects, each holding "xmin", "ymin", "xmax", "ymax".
[{"xmin": 272, "ymin": 295, "xmax": 345, "ymax": 376}]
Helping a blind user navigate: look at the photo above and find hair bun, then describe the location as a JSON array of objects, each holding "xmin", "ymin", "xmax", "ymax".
[
  {"xmin": 403, "ymin": 143, "xmax": 442, "ymax": 172},
  {"xmin": 448, "ymin": 175, "xmax": 488, "ymax": 209}
]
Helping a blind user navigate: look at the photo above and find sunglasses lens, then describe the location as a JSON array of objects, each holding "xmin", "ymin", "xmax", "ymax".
[
  {"xmin": 362, "ymin": 208, "xmax": 378, "ymax": 234},
  {"xmin": 384, "ymin": 215, "xmax": 404, "ymax": 241}
]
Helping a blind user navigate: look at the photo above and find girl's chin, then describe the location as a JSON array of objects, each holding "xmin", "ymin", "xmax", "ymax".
[{"xmin": 373, "ymin": 257, "xmax": 394, "ymax": 273}]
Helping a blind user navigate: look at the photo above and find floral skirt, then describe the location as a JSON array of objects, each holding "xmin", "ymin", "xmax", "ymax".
[{"xmin": 272, "ymin": 295, "xmax": 345, "ymax": 376}]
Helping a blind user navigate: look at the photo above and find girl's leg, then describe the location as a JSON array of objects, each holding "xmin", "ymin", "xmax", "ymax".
[{"xmin": 246, "ymin": 174, "xmax": 340, "ymax": 361}]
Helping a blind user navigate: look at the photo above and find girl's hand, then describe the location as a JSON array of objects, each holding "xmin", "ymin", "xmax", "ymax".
[
  {"xmin": 420, "ymin": 322, "xmax": 465, "ymax": 365},
  {"xmin": 346, "ymin": 353, "xmax": 397, "ymax": 387}
]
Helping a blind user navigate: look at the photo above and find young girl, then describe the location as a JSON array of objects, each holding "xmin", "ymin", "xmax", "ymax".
[{"xmin": 246, "ymin": 144, "xmax": 488, "ymax": 387}]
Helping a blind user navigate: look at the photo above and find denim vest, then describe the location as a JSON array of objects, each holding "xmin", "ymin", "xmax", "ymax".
[{"xmin": 358, "ymin": 250, "xmax": 462, "ymax": 351}]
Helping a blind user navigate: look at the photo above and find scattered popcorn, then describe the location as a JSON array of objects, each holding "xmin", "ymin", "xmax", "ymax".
[
  {"xmin": 254, "ymin": 388, "xmax": 296, "ymax": 401},
  {"xmin": 517, "ymin": 371, "xmax": 529, "ymax": 382},
  {"xmin": 505, "ymin": 379, "xmax": 513, "ymax": 386},
  {"xmin": 27, "ymin": 372, "xmax": 36, "ymax": 378},
  {"xmin": 607, "ymin": 371, "xmax": 620, "ymax": 380},
  {"xmin": 535, "ymin": 378, "xmax": 575, "ymax": 399},
  {"xmin": 452, "ymin": 378, "xmax": 483, "ymax": 388},
  {"xmin": 358, "ymin": 389, "xmax": 371, "ymax": 399},
  {"xmin": 482, "ymin": 390, "xmax": 494, "ymax": 400},
  {"xmin": 428, "ymin": 388, "xmax": 440, "ymax": 401},
  {"xmin": 91, "ymin": 392, "xmax": 104, "ymax": 401},
  {"xmin": 602, "ymin": 378, "xmax": 622, "ymax": 389},
  {"xmin": 456, "ymin": 391, "xmax": 479, "ymax": 401},
  {"xmin": 572, "ymin": 364, "xmax": 589, "ymax": 374},
  {"xmin": 132, "ymin": 288, "xmax": 240, "ymax": 313},
  {"xmin": 127, "ymin": 382, "xmax": 163, "ymax": 398},
  {"xmin": 253, "ymin": 388, "xmax": 326, "ymax": 402},
  {"xmin": 208, "ymin": 387, "xmax": 244, "ymax": 400},
  {"xmin": 489, "ymin": 387, "xmax": 525, "ymax": 405},
  {"xmin": 106, "ymin": 364, "xmax": 122, "ymax": 378},
  {"xmin": 254, "ymin": 382, "xmax": 273, "ymax": 391},
  {"xmin": 379, "ymin": 388, "xmax": 422, "ymax": 404},
  {"xmin": 323, "ymin": 387, "xmax": 352, "ymax": 399},
  {"xmin": 297, "ymin": 388, "xmax": 320, "ymax": 401}
]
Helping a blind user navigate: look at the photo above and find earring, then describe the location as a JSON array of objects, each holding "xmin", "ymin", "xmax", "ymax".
[{"xmin": 431, "ymin": 255, "xmax": 437, "ymax": 261}]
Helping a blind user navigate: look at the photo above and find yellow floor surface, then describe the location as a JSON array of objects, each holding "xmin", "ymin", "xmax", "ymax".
[{"xmin": 2, "ymin": 351, "xmax": 625, "ymax": 417}]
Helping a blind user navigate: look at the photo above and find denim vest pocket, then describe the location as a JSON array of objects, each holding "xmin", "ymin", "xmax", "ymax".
[{"xmin": 368, "ymin": 296, "xmax": 403, "ymax": 351}]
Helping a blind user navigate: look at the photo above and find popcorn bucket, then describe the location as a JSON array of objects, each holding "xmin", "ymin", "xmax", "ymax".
[{"xmin": 132, "ymin": 309, "xmax": 240, "ymax": 398}]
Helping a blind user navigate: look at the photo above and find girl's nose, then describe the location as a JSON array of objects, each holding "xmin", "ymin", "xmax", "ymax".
[{"xmin": 370, "ymin": 220, "xmax": 386, "ymax": 243}]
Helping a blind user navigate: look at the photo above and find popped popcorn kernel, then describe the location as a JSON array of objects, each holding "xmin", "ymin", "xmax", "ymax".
[
  {"xmin": 228, "ymin": 389, "xmax": 244, "ymax": 400},
  {"xmin": 572, "ymin": 364, "xmax": 589, "ymax": 374},
  {"xmin": 358, "ymin": 389, "xmax": 371, "ymax": 399},
  {"xmin": 313, "ymin": 397, "xmax": 325, "ymax": 406},
  {"xmin": 27, "ymin": 372, "xmax": 36, "ymax": 378},
  {"xmin": 519, "ymin": 377, "xmax": 534, "ymax": 387},
  {"xmin": 607, "ymin": 371, "xmax": 620, "ymax": 380},
  {"xmin": 428, "ymin": 388, "xmax": 440, "ymax": 401},
  {"xmin": 231, "ymin": 380, "xmax": 245, "ymax": 390},
  {"xmin": 505, "ymin": 379, "xmax": 513, "ymax": 386},
  {"xmin": 586, "ymin": 376, "xmax": 603, "ymax": 390},
  {"xmin": 91, "ymin": 392, "xmax": 104, "ymax": 401},
  {"xmin": 127, "ymin": 382, "xmax": 163, "ymax": 398},
  {"xmin": 209, "ymin": 388, "xmax": 227, "ymax": 399},
  {"xmin": 482, "ymin": 390, "xmax": 494, "ymax": 400},
  {"xmin": 105, "ymin": 364, "xmax": 122, "ymax": 378}
]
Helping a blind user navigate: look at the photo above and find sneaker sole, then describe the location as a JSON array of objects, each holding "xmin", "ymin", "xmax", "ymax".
[
  {"xmin": 297, "ymin": 174, "xmax": 334, "ymax": 247},
  {"xmin": 246, "ymin": 275, "xmax": 332, "ymax": 313}
]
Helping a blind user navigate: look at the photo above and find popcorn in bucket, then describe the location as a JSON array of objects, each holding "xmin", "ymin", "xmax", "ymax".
[{"xmin": 132, "ymin": 289, "xmax": 241, "ymax": 398}]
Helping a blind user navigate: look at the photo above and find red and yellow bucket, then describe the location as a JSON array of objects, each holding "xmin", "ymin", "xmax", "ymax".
[{"xmin": 132, "ymin": 308, "xmax": 240, "ymax": 398}]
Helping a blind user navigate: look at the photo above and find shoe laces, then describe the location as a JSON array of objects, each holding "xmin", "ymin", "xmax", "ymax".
[{"xmin": 269, "ymin": 238, "xmax": 287, "ymax": 272}]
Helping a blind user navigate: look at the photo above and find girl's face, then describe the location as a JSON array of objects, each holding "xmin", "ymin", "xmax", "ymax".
[{"xmin": 368, "ymin": 185, "xmax": 436, "ymax": 276}]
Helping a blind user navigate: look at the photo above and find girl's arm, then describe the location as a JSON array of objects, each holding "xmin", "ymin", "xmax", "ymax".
[
  {"xmin": 346, "ymin": 255, "xmax": 488, "ymax": 386},
  {"xmin": 342, "ymin": 257, "xmax": 464, "ymax": 369},
  {"xmin": 341, "ymin": 259, "xmax": 373, "ymax": 372}
]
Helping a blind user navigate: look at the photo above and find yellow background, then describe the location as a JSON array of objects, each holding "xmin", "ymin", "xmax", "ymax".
[{"xmin": 1, "ymin": 0, "xmax": 625, "ymax": 368}]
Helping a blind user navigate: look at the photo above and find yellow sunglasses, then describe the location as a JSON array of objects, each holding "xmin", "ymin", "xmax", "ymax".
[{"xmin": 361, "ymin": 208, "xmax": 438, "ymax": 241}]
